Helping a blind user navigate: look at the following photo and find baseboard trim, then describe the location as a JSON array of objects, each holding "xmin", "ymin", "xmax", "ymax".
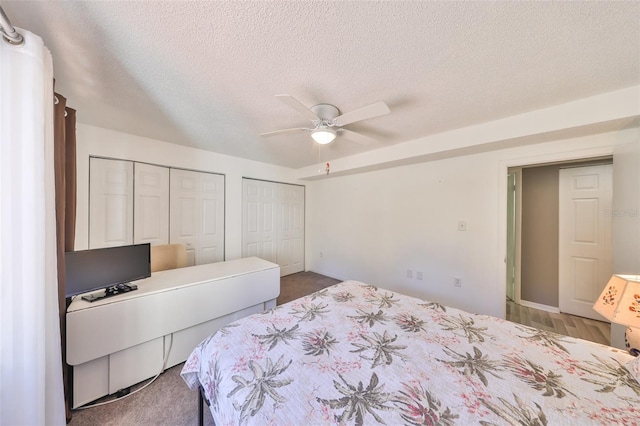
[
  {"xmin": 307, "ymin": 268, "xmax": 345, "ymax": 282},
  {"xmin": 518, "ymin": 299, "xmax": 560, "ymax": 314}
]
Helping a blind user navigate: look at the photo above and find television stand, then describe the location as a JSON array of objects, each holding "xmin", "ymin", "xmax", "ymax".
[
  {"xmin": 81, "ymin": 283, "xmax": 138, "ymax": 302},
  {"xmin": 67, "ymin": 257, "xmax": 280, "ymax": 408}
]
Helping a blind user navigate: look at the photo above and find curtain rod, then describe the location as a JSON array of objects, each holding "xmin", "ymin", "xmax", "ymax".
[{"xmin": 0, "ymin": 5, "xmax": 24, "ymax": 46}]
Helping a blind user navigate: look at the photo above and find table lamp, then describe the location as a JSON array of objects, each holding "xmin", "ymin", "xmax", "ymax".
[{"xmin": 593, "ymin": 274, "xmax": 640, "ymax": 356}]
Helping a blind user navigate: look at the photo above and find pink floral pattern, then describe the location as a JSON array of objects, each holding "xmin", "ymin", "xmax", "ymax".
[
  {"xmin": 626, "ymin": 356, "xmax": 640, "ymax": 383},
  {"xmin": 181, "ymin": 281, "xmax": 639, "ymax": 425}
]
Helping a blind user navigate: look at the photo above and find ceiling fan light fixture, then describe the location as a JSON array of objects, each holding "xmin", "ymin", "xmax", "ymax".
[{"xmin": 311, "ymin": 127, "xmax": 337, "ymax": 144}]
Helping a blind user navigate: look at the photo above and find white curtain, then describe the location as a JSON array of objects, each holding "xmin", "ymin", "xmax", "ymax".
[{"xmin": 0, "ymin": 29, "xmax": 66, "ymax": 425}]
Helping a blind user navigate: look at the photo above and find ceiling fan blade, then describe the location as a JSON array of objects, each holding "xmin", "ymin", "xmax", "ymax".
[
  {"xmin": 275, "ymin": 95, "xmax": 319, "ymax": 121},
  {"xmin": 260, "ymin": 127, "xmax": 308, "ymax": 137},
  {"xmin": 334, "ymin": 101, "xmax": 390, "ymax": 126},
  {"xmin": 338, "ymin": 129, "xmax": 377, "ymax": 145}
]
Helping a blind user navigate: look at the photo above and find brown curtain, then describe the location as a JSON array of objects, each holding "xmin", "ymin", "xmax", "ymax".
[{"xmin": 54, "ymin": 92, "xmax": 76, "ymax": 423}]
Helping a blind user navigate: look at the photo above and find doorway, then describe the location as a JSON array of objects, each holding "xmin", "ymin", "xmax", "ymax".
[{"xmin": 506, "ymin": 159, "xmax": 613, "ymax": 318}]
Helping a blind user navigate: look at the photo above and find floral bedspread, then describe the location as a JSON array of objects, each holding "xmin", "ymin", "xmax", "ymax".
[{"xmin": 181, "ymin": 281, "xmax": 640, "ymax": 425}]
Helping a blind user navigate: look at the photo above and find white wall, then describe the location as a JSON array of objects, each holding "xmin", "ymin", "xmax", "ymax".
[
  {"xmin": 306, "ymin": 128, "xmax": 639, "ymax": 319},
  {"xmin": 611, "ymin": 127, "xmax": 640, "ymax": 348},
  {"xmin": 75, "ymin": 123, "xmax": 302, "ymax": 259}
]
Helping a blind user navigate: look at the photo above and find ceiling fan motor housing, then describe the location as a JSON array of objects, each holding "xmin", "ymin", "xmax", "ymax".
[{"xmin": 310, "ymin": 104, "xmax": 340, "ymax": 125}]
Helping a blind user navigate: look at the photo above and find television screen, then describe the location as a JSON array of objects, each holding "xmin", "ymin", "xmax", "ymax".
[{"xmin": 65, "ymin": 243, "xmax": 151, "ymax": 298}]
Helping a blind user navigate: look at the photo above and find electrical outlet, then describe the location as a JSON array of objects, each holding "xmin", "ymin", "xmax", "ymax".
[
  {"xmin": 320, "ymin": 251, "xmax": 323, "ymax": 258},
  {"xmin": 454, "ymin": 277, "xmax": 462, "ymax": 287},
  {"xmin": 407, "ymin": 269, "xmax": 413, "ymax": 279},
  {"xmin": 416, "ymin": 271, "xmax": 423, "ymax": 280}
]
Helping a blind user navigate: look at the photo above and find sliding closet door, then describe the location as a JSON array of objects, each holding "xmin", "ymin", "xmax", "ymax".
[
  {"xmin": 89, "ymin": 158, "xmax": 134, "ymax": 249},
  {"xmin": 242, "ymin": 178, "xmax": 304, "ymax": 276},
  {"xmin": 134, "ymin": 163, "xmax": 169, "ymax": 246},
  {"xmin": 170, "ymin": 169, "xmax": 224, "ymax": 266}
]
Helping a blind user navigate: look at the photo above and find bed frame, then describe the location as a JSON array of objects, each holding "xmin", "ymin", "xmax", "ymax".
[{"xmin": 198, "ymin": 385, "xmax": 208, "ymax": 426}]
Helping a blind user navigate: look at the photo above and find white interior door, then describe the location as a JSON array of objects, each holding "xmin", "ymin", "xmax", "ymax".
[
  {"xmin": 134, "ymin": 163, "xmax": 169, "ymax": 246},
  {"xmin": 559, "ymin": 164, "xmax": 612, "ymax": 320},
  {"xmin": 242, "ymin": 179, "xmax": 277, "ymax": 263},
  {"xmin": 278, "ymin": 184, "xmax": 305, "ymax": 276},
  {"xmin": 89, "ymin": 157, "xmax": 133, "ymax": 249},
  {"xmin": 170, "ymin": 169, "xmax": 224, "ymax": 266}
]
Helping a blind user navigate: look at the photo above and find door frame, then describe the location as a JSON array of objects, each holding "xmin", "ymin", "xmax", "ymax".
[
  {"xmin": 497, "ymin": 147, "xmax": 616, "ymax": 319},
  {"xmin": 506, "ymin": 168, "xmax": 522, "ymax": 304}
]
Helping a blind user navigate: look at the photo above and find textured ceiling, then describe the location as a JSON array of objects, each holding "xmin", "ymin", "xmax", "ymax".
[{"xmin": 4, "ymin": 1, "xmax": 640, "ymax": 168}]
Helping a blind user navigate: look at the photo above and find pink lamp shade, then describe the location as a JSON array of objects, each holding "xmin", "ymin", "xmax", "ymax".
[{"xmin": 593, "ymin": 274, "xmax": 640, "ymax": 356}]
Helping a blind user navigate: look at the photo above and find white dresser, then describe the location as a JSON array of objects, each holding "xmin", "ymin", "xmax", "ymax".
[{"xmin": 66, "ymin": 257, "xmax": 279, "ymax": 408}]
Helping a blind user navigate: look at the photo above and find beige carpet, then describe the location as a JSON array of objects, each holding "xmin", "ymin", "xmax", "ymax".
[{"xmin": 69, "ymin": 362, "xmax": 212, "ymax": 426}]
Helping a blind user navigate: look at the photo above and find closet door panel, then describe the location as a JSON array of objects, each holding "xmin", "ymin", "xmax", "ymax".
[
  {"xmin": 201, "ymin": 247, "xmax": 219, "ymax": 264},
  {"xmin": 170, "ymin": 169, "xmax": 224, "ymax": 265},
  {"xmin": 199, "ymin": 173, "xmax": 224, "ymax": 262},
  {"xmin": 171, "ymin": 172, "xmax": 199, "ymax": 266},
  {"xmin": 278, "ymin": 184, "xmax": 305, "ymax": 276},
  {"xmin": 89, "ymin": 158, "xmax": 134, "ymax": 249},
  {"xmin": 242, "ymin": 180, "xmax": 260, "ymax": 258},
  {"xmin": 202, "ymin": 199, "xmax": 219, "ymax": 236},
  {"xmin": 242, "ymin": 179, "xmax": 277, "ymax": 264},
  {"xmin": 245, "ymin": 196, "xmax": 260, "ymax": 257},
  {"xmin": 177, "ymin": 199, "xmax": 197, "ymax": 238},
  {"xmin": 134, "ymin": 163, "xmax": 169, "ymax": 245}
]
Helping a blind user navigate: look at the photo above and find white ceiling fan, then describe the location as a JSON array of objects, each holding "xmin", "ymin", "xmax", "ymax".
[{"xmin": 260, "ymin": 95, "xmax": 390, "ymax": 145}]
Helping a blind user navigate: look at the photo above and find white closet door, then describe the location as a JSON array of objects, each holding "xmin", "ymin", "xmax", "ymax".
[
  {"xmin": 170, "ymin": 169, "xmax": 224, "ymax": 266},
  {"xmin": 242, "ymin": 179, "xmax": 277, "ymax": 263},
  {"xmin": 89, "ymin": 158, "xmax": 134, "ymax": 249},
  {"xmin": 242, "ymin": 179, "xmax": 304, "ymax": 276},
  {"xmin": 134, "ymin": 163, "xmax": 169, "ymax": 246},
  {"xmin": 278, "ymin": 184, "xmax": 305, "ymax": 276}
]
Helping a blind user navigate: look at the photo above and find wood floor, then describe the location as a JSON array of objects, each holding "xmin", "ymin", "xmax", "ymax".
[
  {"xmin": 280, "ymin": 272, "xmax": 611, "ymax": 346},
  {"xmin": 506, "ymin": 300, "xmax": 610, "ymax": 345}
]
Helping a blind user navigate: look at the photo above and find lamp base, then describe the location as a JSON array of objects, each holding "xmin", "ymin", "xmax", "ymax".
[{"xmin": 625, "ymin": 327, "xmax": 640, "ymax": 357}]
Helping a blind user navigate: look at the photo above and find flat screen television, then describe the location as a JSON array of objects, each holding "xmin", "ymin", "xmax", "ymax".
[{"xmin": 65, "ymin": 243, "xmax": 151, "ymax": 299}]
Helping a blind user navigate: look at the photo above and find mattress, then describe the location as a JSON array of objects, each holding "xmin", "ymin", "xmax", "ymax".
[{"xmin": 182, "ymin": 280, "xmax": 640, "ymax": 425}]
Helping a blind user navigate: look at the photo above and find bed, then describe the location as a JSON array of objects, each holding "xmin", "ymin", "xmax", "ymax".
[{"xmin": 181, "ymin": 280, "xmax": 640, "ymax": 425}]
